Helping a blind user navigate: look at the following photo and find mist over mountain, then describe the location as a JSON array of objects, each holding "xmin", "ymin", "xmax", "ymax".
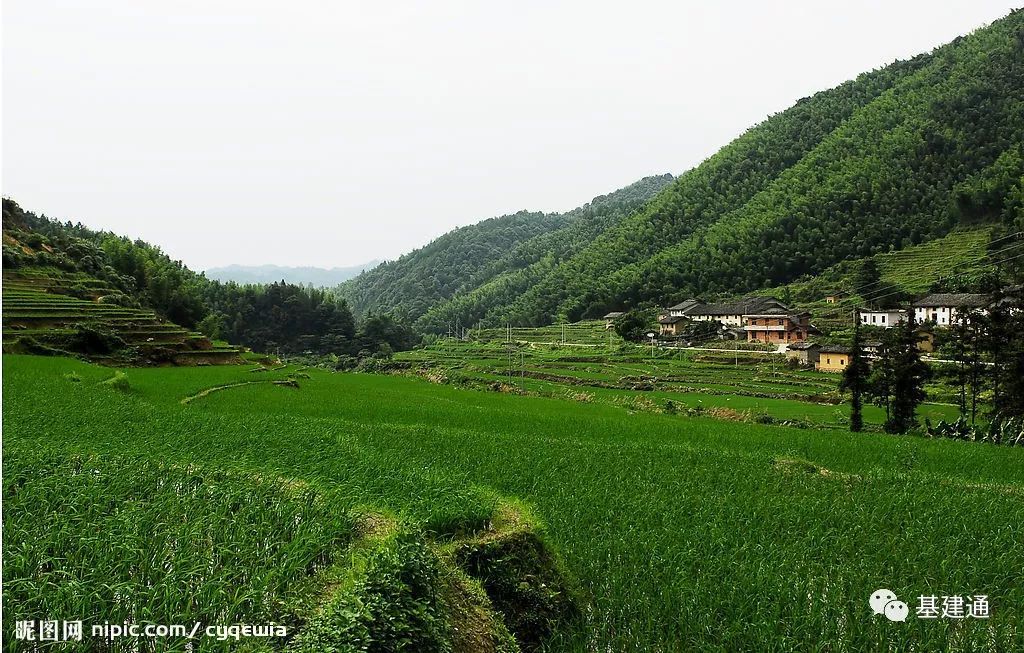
[{"xmin": 206, "ymin": 262, "xmax": 381, "ymax": 287}]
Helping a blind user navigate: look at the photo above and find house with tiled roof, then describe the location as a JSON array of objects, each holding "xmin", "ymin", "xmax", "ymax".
[
  {"xmin": 912, "ymin": 293, "xmax": 990, "ymax": 326},
  {"xmin": 743, "ymin": 308, "xmax": 815, "ymax": 344},
  {"xmin": 816, "ymin": 345, "xmax": 852, "ymax": 372},
  {"xmin": 667, "ymin": 296, "xmax": 790, "ymax": 326}
]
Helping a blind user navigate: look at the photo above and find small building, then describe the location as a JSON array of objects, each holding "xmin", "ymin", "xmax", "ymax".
[
  {"xmin": 785, "ymin": 342, "xmax": 820, "ymax": 365},
  {"xmin": 744, "ymin": 310, "xmax": 814, "ymax": 343},
  {"xmin": 816, "ymin": 345, "xmax": 851, "ymax": 372},
  {"xmin": 825, "ymin": 292, "xmax": 846, "ymax": 304},
  {"xmin": 603, "ymin": 312, "xmax": 624, "ymax": 329},
  {"xmin": 912, "ymin": 293, "xmax": 989, "ymax": 326},
  {"xmin": 658, "ymin": 315, "xmax": 686, "ymax": 337},
  {"xmin": 857, "ymin": 307, "xmax": 908, "ymax": 329}
]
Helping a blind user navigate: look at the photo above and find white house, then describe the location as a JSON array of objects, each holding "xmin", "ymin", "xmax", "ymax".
[
  {"xmin": 912, "ymin": 294, "xmax": 989, "ymax": 326},
  {"xmin": 856, "ymin": 308, "xmax": 907, "ymax": 328}
]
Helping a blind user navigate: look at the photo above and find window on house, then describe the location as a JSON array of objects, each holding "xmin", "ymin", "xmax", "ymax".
[
  {"xmin": 881, "ymin": 315, "xmax": 886, "ymax": 323},
  {"xmin": 827, "ymin": 358, "xmax": 831, "ymax": 365},
  {"xmin": 872, "ymin": 315, "xmax": 877, "ymax": 323}
]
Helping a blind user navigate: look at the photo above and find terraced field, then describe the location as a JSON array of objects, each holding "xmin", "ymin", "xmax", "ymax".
[
  {"xmin": 4, "ymin": 354, "xmax": 1022, "ymax": 651},
  {"xmin": 758, "ymin": 229, "xmax": 996, "ymax": 336},
  {"xmin": 2, "ymin": 271, "xmax": 241, "ymax": 364},
  {"xmin": 397, "ymin": 336, "xmax": 961, "ymax": 429}
]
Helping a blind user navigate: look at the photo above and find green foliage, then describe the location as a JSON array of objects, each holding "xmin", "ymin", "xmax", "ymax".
[
  {"xmin": 839, "ymin": 327, "xmax": 870, "ymax": 432},
  {"xmin": 869, "ymin": 319, "xmax": 932, "ymax": 433},
  {"xmin": 336, "ymin": 175, "xmax": 675, "ymax": 330},
  {"xmin": 612, "ymin": 309, "xmax": 656, "ymax": 342},
  {"xmin": 3, "ymin": 198, "xmax": 415, "ymax": 359},
  {"xmin": 2, "ymin": 449, "xmax": 353, "ymax": 651},
  {"xmin": 99, "ymin": 370, "xmax": 132, "ymax": 393},
  {"xmin": 288, "ymin": 534, "xmax": 453, "ymax": 653}
]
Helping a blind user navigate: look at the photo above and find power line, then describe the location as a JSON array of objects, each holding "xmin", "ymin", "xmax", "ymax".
[
  {"xmin": 826, "ymin": 248, "xmax": 1024, "ymax": 322},
  {"xmin": 833, "ymin": 232, "xmax": 1024, "ymax": 301}
]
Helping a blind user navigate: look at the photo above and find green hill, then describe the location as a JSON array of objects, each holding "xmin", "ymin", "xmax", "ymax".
[
  {"xmin": 345, "ymin": 10, "xmax": 1024, "ymax": 331},
  {"xmin": 336, "ymin": 174, "xmax": 674, "ymax": 323}
]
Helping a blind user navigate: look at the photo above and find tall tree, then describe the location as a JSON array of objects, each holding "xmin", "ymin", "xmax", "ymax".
[
  {"xmin": 840, "ymin": 324, "xmax": 871, "ymax": 432},
  {"xmin": 885, "ymin": 318, "xmax": 932, "ymax": 434}
]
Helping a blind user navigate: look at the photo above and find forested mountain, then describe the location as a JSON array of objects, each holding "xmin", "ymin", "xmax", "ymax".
[
  {"xmin": 335, "ymin": 174, "xmax": 674, "ymax": 323},
  {"xmin": 351, "ymin": 10, "xmax": 1024, "ymax": 330},
  {"xmin": 206, "ymin": 261, "xmax": 380, "ymax": 287}
]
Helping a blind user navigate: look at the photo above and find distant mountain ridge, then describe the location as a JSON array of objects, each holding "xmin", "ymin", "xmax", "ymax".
[{"xmin": 206, "ymin": 262, "xmax": 380, "ymax": 287}]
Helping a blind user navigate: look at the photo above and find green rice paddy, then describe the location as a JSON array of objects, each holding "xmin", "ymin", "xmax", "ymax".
[{"xmin": 4, "ymin": 353, "xmax": 1022, "ymax": 651}]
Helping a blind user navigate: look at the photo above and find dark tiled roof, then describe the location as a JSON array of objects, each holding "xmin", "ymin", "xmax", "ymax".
[
  {"xmin": 658, "ymin": 316, "xmax": 685, "ymax": 324},
  {"xmin": 603, "ymin": 312, "xmax": 625, "ymax": 319},
  {"xmin": 819, "ymin": 345, "xmax": 851, "ymax": 354},
  {"xmin": 912, "ymin": 293, "xmax": 989, "ymax": 308},
  {"xmin": 678, "ymin": 295, "xmax": 788, "ymax": 316},
  {"xmin": 667, "ymin": 299, "xmax": 700, "ymax": 311},
  {"xmin": 787, "ymin": 342, "xmax": 820, "ymax": 350}
]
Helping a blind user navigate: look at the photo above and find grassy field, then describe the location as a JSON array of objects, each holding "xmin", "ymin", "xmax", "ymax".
[{"xmin": 4, "ymin": 354, "xmax": 1023, "ymax": 651}]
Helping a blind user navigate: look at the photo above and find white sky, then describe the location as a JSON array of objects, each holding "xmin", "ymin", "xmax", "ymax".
[{"xmin": 2, "ymin": 1, "xmax": 1016, "ymax": 269}]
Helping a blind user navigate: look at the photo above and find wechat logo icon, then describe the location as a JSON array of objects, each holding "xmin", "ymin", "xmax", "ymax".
[{"xmin": 871, "ymin": 589, "xmax": 909, "ymax": 622}]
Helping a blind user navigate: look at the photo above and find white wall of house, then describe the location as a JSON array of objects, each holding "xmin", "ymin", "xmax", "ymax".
[
  {"xmin": 858, "ymin": 310, "xmax": 906, "ymax": 328},
  {"xmin": 688, "ymin": 314, "xmax": 743, "ymax": 326},
  {"xmin": 914, "ymin": 306, "xmax": 986, "ymax": 326}
]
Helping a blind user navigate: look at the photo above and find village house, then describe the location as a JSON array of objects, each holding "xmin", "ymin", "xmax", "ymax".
[
  {"xmin": 785, "ymin": 342, "xmax": 820, "ymax": 366},
  {"xmin": 816, "ymin": 345, "xmax": 851, "ymax": 372},
  {"xmin": 857, "ymin": 307, "xmax": 908, "ymax": 328},
  {"xmin": 912, "ymin": 293, "xmax": 989, "ymax": 326},
  {"xmin": 665, "ymin": 299, "xmax": 700, "ymax": 318},
  {"xmin": 825, "ymin": 292, "xmax": 846, "ymax": 304},
  {"xmin": 603, "ymin": 312, "xmax": 624, "ymax": 329},
  {"xmin": 667, "ymin": 296, "xmax": 790, "ymax": 326},
  {"xmin": 744, "ymin": 309, "xmax": 814, "ymax": 343},
  {"xmin": 658, "ymin": 315, "xmax": 686, "ymax": 336}
]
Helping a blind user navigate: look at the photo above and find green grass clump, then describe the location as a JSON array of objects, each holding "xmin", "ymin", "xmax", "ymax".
[
  {"xmin": 99, "ymin": 370, "xmax": 131, "ymax": 392},
  {"xmin": 287, "ymin": 532, "xmax": 454, "ymax": 653}
]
